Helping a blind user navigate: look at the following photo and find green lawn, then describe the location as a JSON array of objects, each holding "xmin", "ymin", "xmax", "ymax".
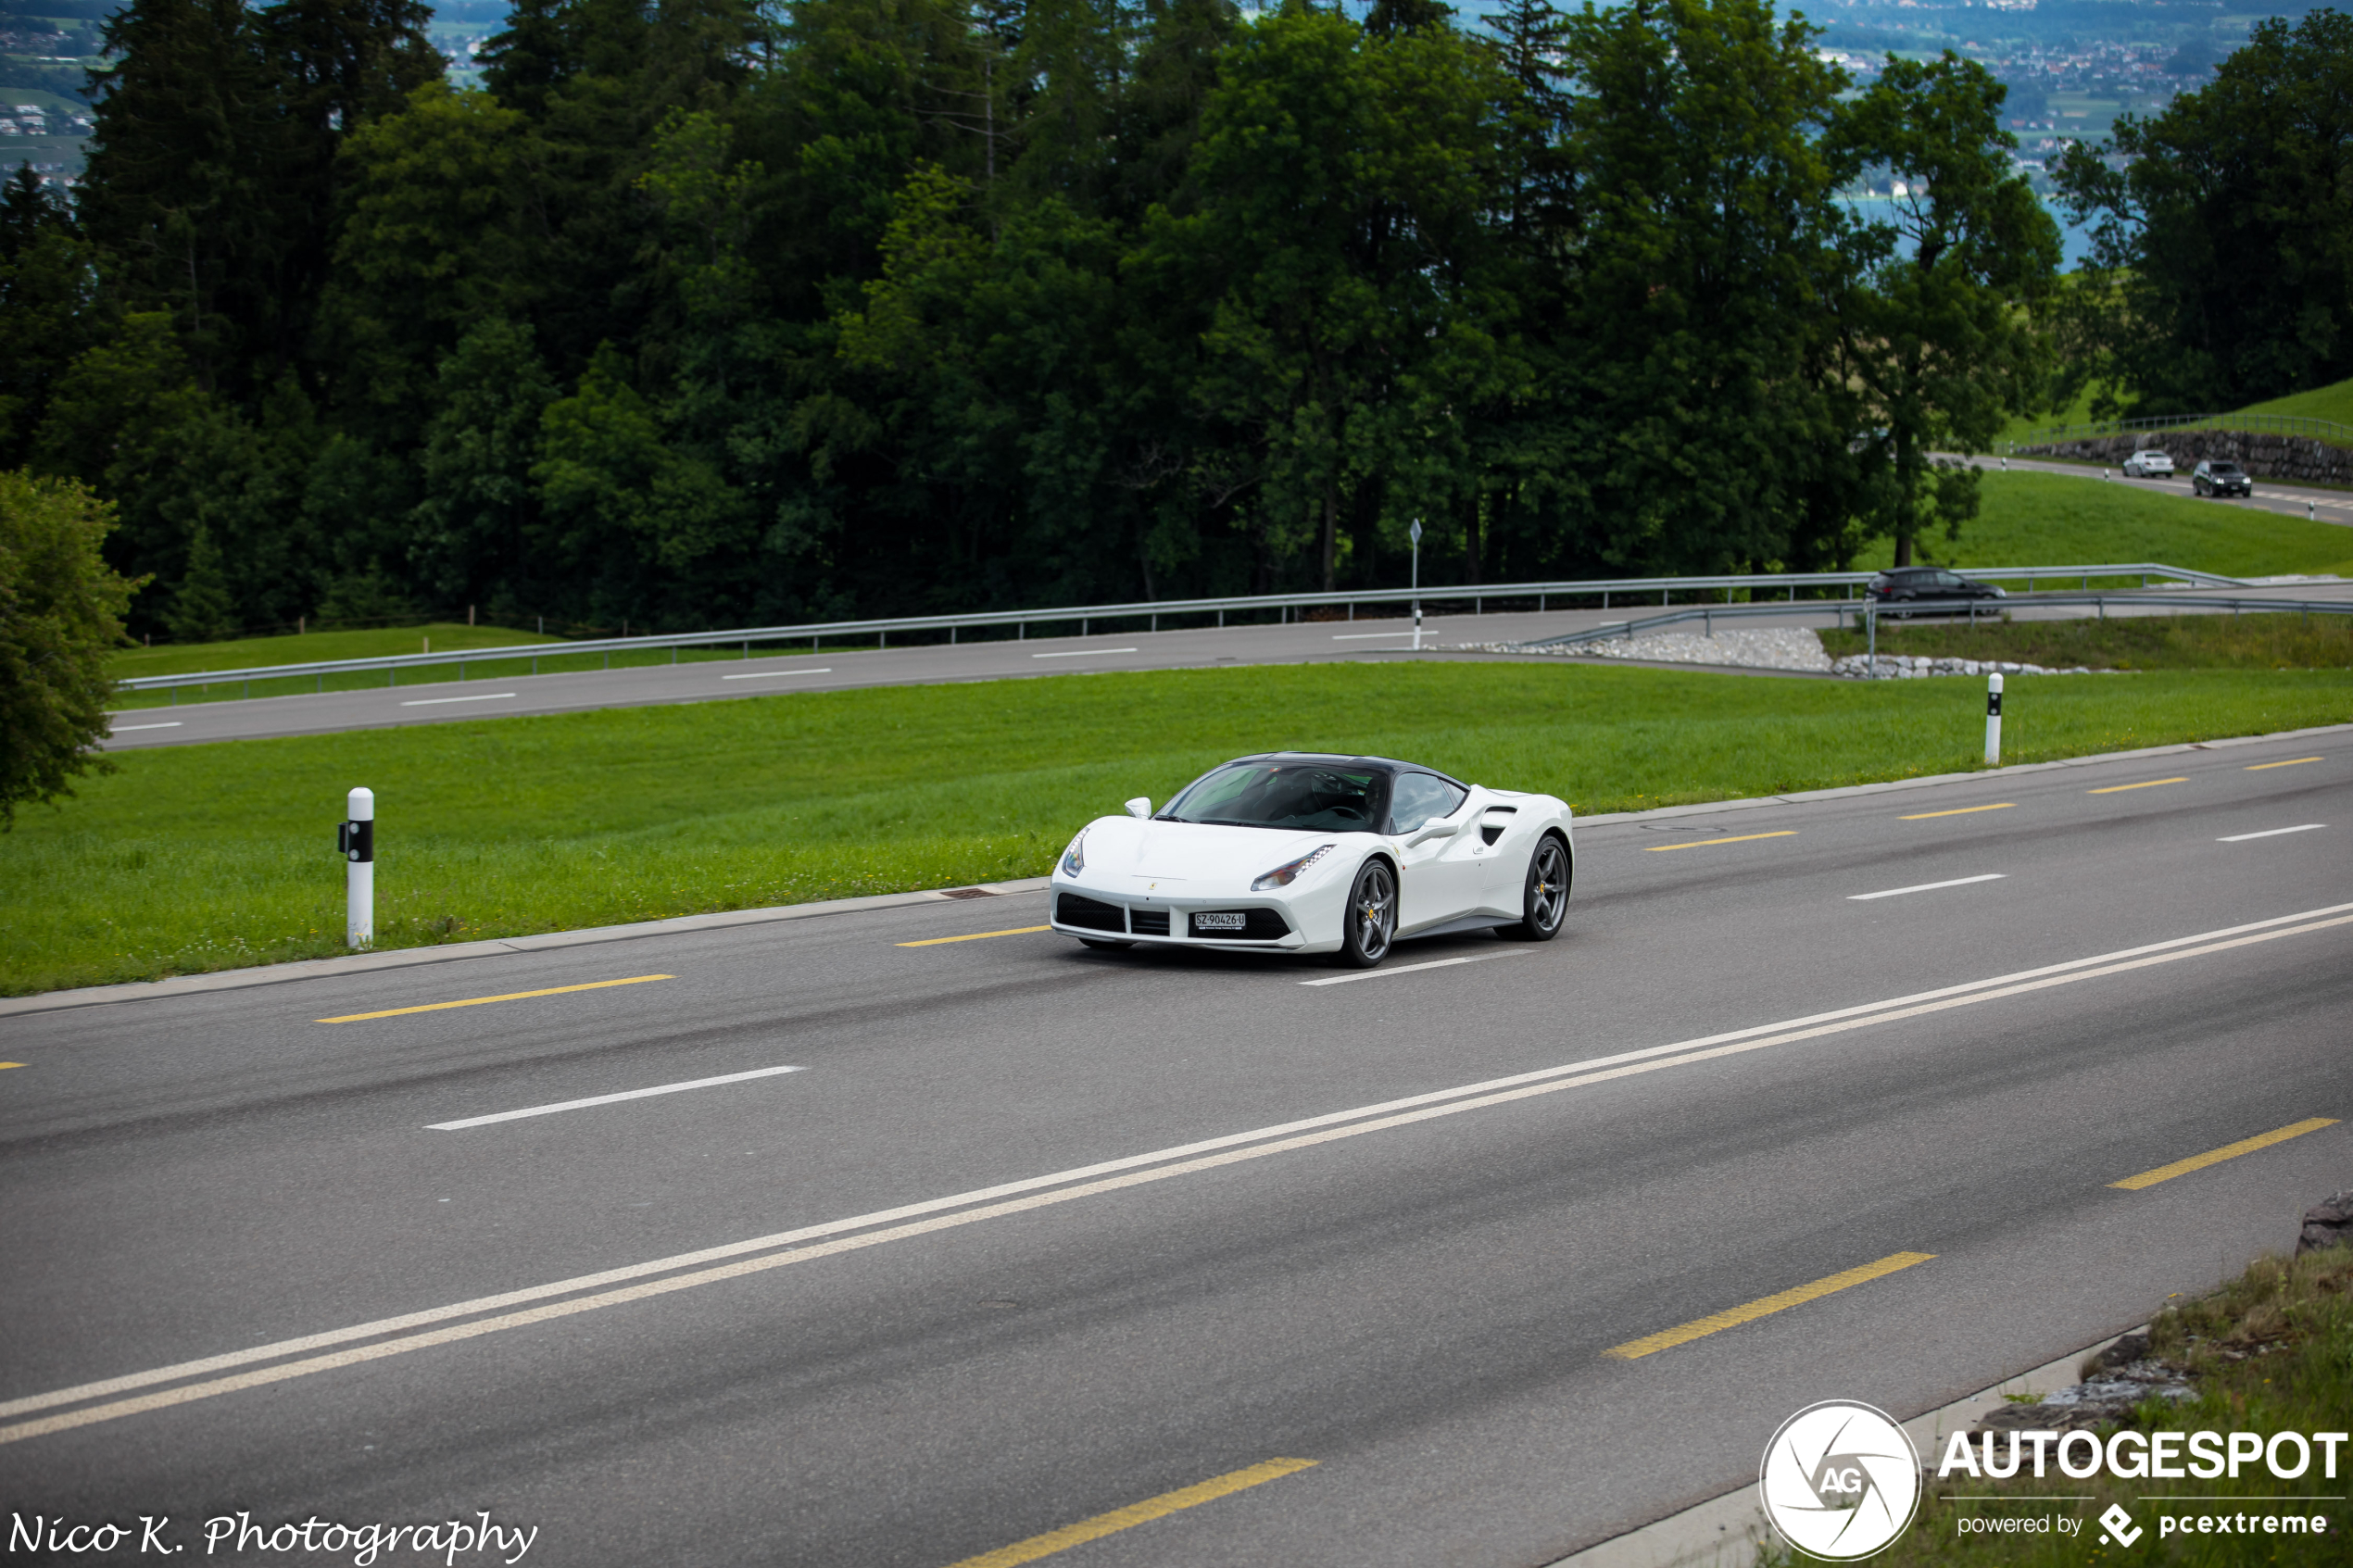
[
  {"xmin": 7, "ymin": 660, "xmax": 2350, "ymax": 996},
  {"xmin": 1819, "ymin": 612, "xmax": 2353, "ymax": 671},
  {"xmin": 2238, "ymin": 372, "xmax": 2353, "ymax": 429},
  {"xmin": 1994, "ymin": 383, "xmax": 2101, "ymax": 448},
  {"xmin": 1869, "ymin": 472, "xmax": 2353, "ymax": 579}
]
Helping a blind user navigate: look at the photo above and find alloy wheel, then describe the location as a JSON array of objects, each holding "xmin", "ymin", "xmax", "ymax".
[{"xmin": 1352, "ymin": 862, "xmax": 1394, "ymax": 962}]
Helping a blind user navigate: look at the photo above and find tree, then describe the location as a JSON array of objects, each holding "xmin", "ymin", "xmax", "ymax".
[
  {"xmin": 0, "ymin": 472, "xmax": 141, "ymax": 825},
  {"xmin": 1832, "ymin": 53, "xmax": 2059, "ymax": 566},
  {"xmin": 0, "ymin": 168, "xmax": 100, "ymax": 471},
  {"xmin": 1139, "ymin": 6, "xmax": 1520, "ymax": 591},
  {"xmin": 410, "ymin": 316, "xmax": 560, "ymax": 608},
  {"xmin": 2056, "ymin": 8, "xmax": 2353, "ymax": 415},
  {"xmin": 1552, "ymin": 0, "xmax": 1853, "ymax": 574}
]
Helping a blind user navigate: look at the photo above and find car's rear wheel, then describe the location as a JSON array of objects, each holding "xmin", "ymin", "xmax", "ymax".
[
  {"xmin": 1337, "ymin": 859, "xmax": 1395, "ymax": 968},
  {"xmin": 1078, "ymin": 937, "xmax": 1133, "ymax": 951},
  {"xmin": 1505, "ymin": 833, "xmax": 1571, "ymax": 941}
]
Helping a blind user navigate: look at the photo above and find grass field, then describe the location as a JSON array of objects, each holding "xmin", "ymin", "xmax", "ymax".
[
  {"xmin": 7, "ymin": 660, "xmax": 2350, "ymax": 995},
  {"xmin": 2240, "ymin": 373, "xmax": 2353, "ymax": 429},
  {"xmin": 1775, "ymin": 1246, "xmax": 2353, "ymax": 1567},
  {"xmin": 1819, "ymin": 611, "xmax": 2353, "ymax": 671},
  {"xmin": 1865, "ymin": 472, "xmax": 2353, "ymax": 579}
]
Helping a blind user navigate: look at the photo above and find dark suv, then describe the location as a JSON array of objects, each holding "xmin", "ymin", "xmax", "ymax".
[
  {"xmin": 2192, "ymin": 459, "xmax": 2253, "ymax": 497},
  {"xmin": 1866, "ymin": 567, "xmax": 2007, "ymax": 615}
]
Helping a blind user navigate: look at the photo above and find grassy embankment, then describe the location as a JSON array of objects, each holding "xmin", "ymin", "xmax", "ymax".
[
  {"xmin": 1860, "ymin": 472, "xmax": 2353, "ymax": 579},
  {"xmin": 1772, "ymin": 1246, "xmax": 2353, "ymax": 1567},
  {"xmin": 7, "ymin": 659, "xmax": 2351, "ymax": 994},
  {"xmin": 2241, "ymin": 374, "xmax": 2353, "ymax": 428}
]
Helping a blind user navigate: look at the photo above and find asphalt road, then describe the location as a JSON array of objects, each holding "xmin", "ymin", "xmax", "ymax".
[
  {"xmin": 5, "ymin": 735, "xmax": 2348, "ymax": 1565},
  {"xmin": 100, "ymin": 568, "xmax": 2353, "ymax": 752},
  {"xmin": 95, "ymin": 609, "xmax": 1810, "ymax": 751}
]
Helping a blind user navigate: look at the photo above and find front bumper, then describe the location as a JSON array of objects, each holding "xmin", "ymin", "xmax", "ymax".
[{"xmin": 1049, "ymin": 881, "xmax": 1317, "ymax": 950}]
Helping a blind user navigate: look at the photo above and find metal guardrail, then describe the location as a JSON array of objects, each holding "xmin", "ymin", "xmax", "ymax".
[
  {"xmin": 2007, "ymin": 411, "xmax": 2353, "ymax": 451},
  {"xmin": 117, "ymin": 562, "xmax": 2246, "ymax": 695},
  {"xmin": 1509, "ymin": 591, "xmax": 2353, "ymax": 651}
]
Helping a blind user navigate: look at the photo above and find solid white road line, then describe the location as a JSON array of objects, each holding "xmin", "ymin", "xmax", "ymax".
[
  {"xmin": 1330, "ymin": 631, "xmax": 1416, "ymax": 640},
  {"xmin": 2218, "ymin": 824, "xmax": 2326, "ymax": 843},
  {"xmin": 1032, "ymin": 648, "xmax": 1139, "ymax": 659},
  {"xmin": 1300, "ymin": 950, "xmax": 1530, "ymax": 986},
  {"xmin": 10, "ymin": 899, "xmax": 2353, "ymax": 1442},
  {"xmin": 397, "ymin": 692, "xmax": 517, "ymax": 707},
  {"xmin": 1848, "ymin": 873, "xmax": 2008, "ymax": 902},
  {"xmin": 428, "ymin": 1065, "xmax": 806, "ymax": 1130},
  {"xmin": 720, "ymin": 667, "xmax": 833, "ymax": 681},
  {"xmin": 108, "ymin": 721, "xmax": 183, "ymax": 732}
]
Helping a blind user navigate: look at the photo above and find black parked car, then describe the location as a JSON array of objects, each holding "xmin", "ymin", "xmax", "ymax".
[
  {"xmin": 2192, "ymin": 459, "xmax": 2253, "ymax": 497},
  {"xmin": 1866, "ymin": 567, "xmax": 2007, "ymax": 615}
]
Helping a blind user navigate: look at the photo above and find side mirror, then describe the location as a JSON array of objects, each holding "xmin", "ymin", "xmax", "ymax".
[
  {"xmin": 1126, "ymin": 797, "xmax": 1151, "ymax": 819},
  {"xmin": 1409, "ymin": 816, "xmax": 1461, "ymax": 846}
]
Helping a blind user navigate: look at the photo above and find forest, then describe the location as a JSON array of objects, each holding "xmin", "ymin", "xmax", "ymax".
[{"xmin": 0, "ymin": 0, "xmax": 2335, "ymax": 639}]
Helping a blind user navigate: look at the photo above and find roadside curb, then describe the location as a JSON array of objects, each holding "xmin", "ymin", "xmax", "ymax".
[
  {"xmin": 6, "ymin": 718, "xmax": 2346, "ymax": 1020},
  {"xmin": 1541, "ymin": 1329, "xmax": 2139, "ymax": 1568}
]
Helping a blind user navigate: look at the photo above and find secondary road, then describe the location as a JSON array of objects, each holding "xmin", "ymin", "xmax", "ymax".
[
  {"xmin": 4, "ymin": 734, "xmax": 2347, "ymax": 1565},
  {"xmin": 100, "ymin": 570, "xmax": 2353, "ymax": 752}
]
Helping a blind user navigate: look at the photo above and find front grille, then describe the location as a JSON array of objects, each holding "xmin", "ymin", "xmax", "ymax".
[
  {"xmin": 1130, "ymin": 909, "xmax": 1171, "ymax": 935},
  {"xmin": 1190, "ymin": 908, "xmax": 1290, "ymax": 940},
  {"xmin": 1056, "ymin": 893, "xmax": 1126, "ymax": 934}
]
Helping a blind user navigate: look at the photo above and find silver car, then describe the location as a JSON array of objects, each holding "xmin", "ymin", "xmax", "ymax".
[{"xmin": 2121, "ymin": 450, "xmax": 2174, "ymax": 478}]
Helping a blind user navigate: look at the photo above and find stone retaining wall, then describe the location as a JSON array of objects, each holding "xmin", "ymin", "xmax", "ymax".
[{"xmin": 2015, "ymin": 429, "xmax": 2353, "ymax": 484}]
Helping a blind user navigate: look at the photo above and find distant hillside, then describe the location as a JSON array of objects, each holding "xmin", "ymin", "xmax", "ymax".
[{"xmin": 2239, "ymin": 377, "xmax": 2353, "ymax": 431}]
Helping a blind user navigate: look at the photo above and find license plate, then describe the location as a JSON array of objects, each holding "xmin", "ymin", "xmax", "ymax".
[{"xmin": 1194, "ymin": 911, "xmax": 1246, "ymax": 930}]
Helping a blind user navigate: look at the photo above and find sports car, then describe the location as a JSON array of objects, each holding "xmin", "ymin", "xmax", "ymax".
[{"xmin": 1049, "ymin": 753, "xmax": 1575, "ymax": 968}]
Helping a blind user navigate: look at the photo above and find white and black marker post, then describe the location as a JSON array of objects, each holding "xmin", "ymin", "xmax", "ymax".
[
  {"xmin": 1984, "ymin": 672, "xmax": 2004, "ymax": 767},
  {"xmin": 1409, "ymin": 518, "xmax": 1424, "ymax": 651},
  {"xmin": 338, "ymin": 786, "xmax": 374, "ymax": 949}
]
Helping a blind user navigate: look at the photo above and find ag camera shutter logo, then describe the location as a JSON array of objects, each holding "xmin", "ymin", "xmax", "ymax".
[{"xmin": 1759, "ymin": 1400, "xmax": 1923, "ymax": 1560}]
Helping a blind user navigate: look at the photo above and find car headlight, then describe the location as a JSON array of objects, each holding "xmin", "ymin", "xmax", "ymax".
[
  {"xmin": 1061, "ymin": 831, "xmax": 1087, "ymax": 877},
  {"xmin": 1252, "ymin": 845, "xmax": 1333, "ymax": 891}
]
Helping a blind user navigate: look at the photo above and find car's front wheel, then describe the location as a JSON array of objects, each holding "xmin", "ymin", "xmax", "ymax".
[
  {"xmin": 1337, "ymin": 859, "xmax": 1396, "ymax": 969},
  {"xmin": 1506, "ymin": 833, "xmax": 1571, "ymax": 941}
]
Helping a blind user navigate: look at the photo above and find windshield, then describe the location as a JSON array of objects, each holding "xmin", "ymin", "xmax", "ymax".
[
  {"xmin": 2212, "ymin": 463, "xmax": 2244, "ymax": 474},
  {"xmin": 1161, "ymin": 763, "xmax": 1383, "ymax": 832}
]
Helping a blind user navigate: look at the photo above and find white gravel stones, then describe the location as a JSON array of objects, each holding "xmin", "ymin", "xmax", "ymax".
[
  {"xmin": 1460, "ymin": 627, "xmax": 1836, "ymax": 671},
  {"xmin": 1829, "ymin": 653, "xmax": 2097, "ymax": 680},
  {"xmin": 1464, "ymin": 625, "xmax": 2109, "ymax": 678}
]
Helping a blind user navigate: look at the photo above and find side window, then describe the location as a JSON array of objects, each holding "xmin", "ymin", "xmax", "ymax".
[{"xmin": 1389, "ymin": 773, "xmax": 1466, "ymax": 835}]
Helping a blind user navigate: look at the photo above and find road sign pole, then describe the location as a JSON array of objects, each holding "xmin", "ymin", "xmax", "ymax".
[
  {"xmin": 1984, "ymin": 673, "xmax": 2004, "ymax": 766},
  {"xmin": 340, "ymin": 787, "xmax": 374, "ymax": 949}
]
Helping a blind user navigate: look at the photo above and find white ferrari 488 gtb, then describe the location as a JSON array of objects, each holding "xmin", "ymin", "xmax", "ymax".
[{"xmin": 1049, "ymin": 753, "xmax": 1574, "ymax": 968}]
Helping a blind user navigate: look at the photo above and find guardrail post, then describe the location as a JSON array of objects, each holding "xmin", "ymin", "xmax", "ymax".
[
  {"xmin": 339, "ymin": 787, "xmax": 374, "ymax": 949},
  {"xmin": 1984, "ymin": 674, "xmax": 2003, "ymax": 766}
]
